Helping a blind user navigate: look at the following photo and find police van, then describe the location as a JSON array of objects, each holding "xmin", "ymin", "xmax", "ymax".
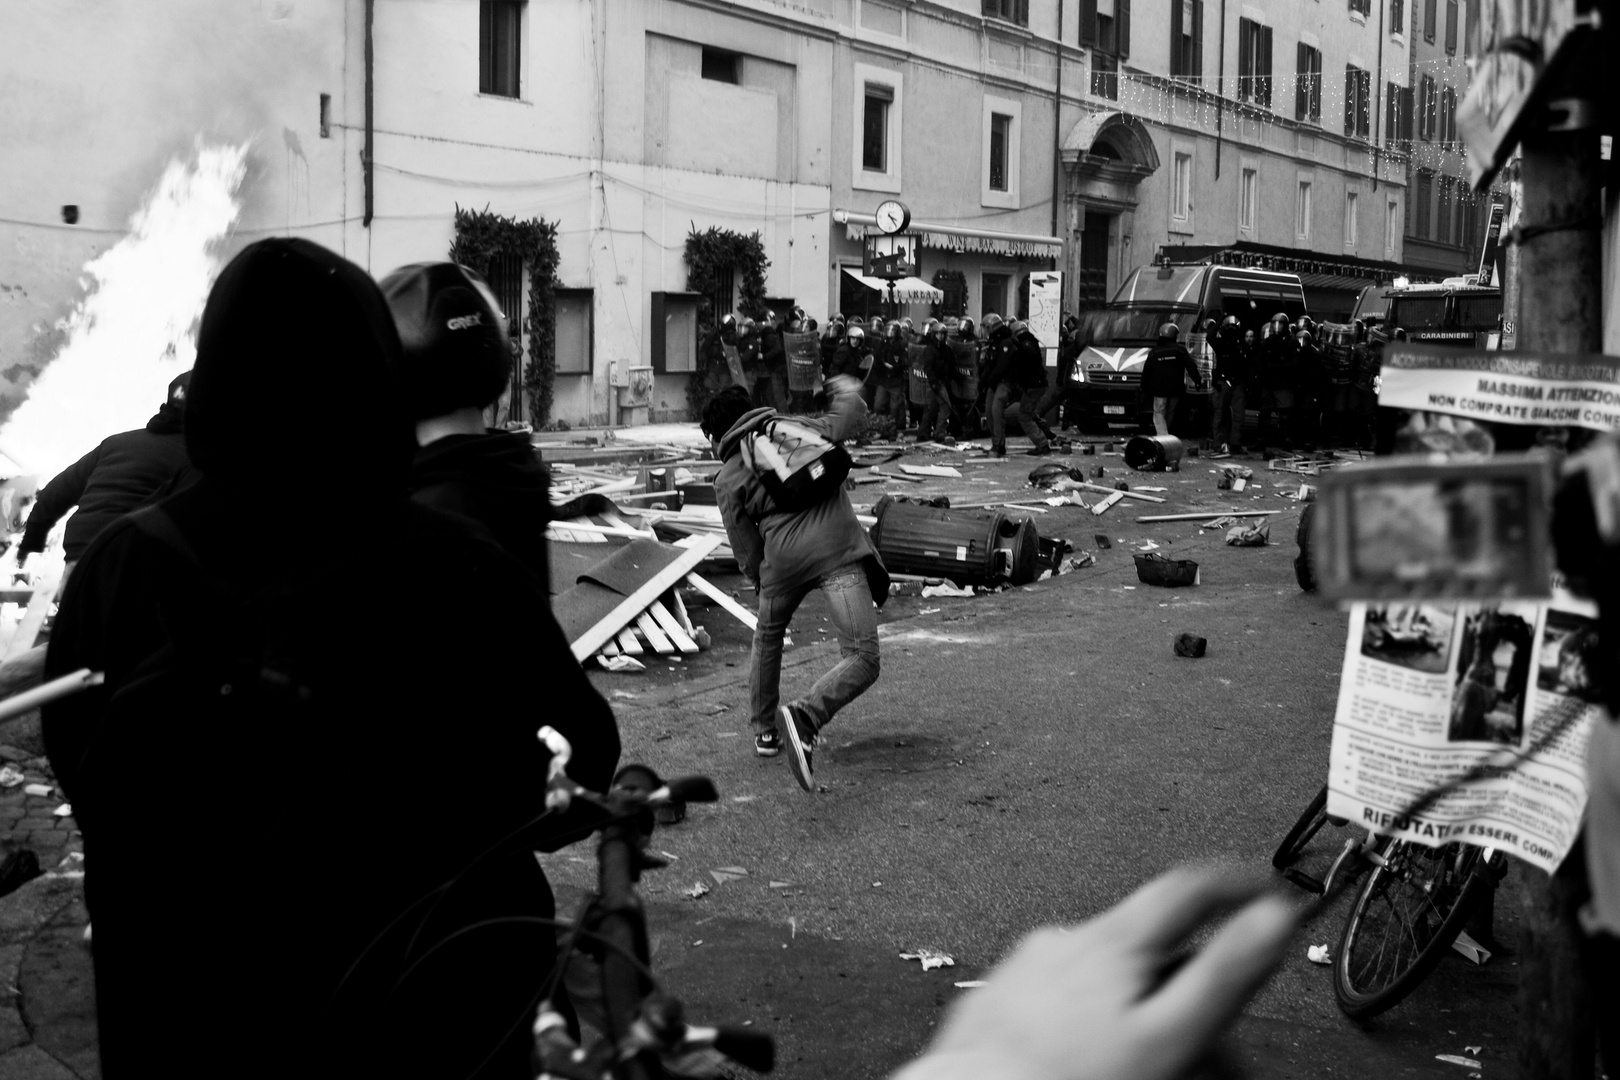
[
  {"xmin": 1353, "ymin": 275, "xmax": 1504, "ymax": 349},
  {"xmin": 1075, "ymin": 263, "xmax": 1308, "ymax": 430}
]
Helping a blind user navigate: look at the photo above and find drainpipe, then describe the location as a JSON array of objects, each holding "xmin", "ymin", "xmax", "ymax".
[
  {"xmin": 1373, "ymin": 0, "xmax": 1383, "ymax": 191},
  {"xmin": 1051, "ymin": 0, "xmax": 1064, "ymax": 272},
  {"xmin": 363, "ymin": 0, "xmax": 374, "ymax": 228},
  {"xmin": 1215, "ymin": 0, "xmax": 1227, "ymax": 178}
]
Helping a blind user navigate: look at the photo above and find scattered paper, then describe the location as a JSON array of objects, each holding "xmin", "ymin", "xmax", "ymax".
[
  {"xmin": 1435, "ymin": 1055, "xmax": 1483, "ymax": 1069},
  {"xmin": 921, "ymin": 582, "xmax": 975, "ymax": 598},
  {"xmin": 1451, "ymin": 930, "xmax": 1492, "ymax": 964},
  {"xmin": 769, "ymin": 880, "xmax": 794, "ymax": 888},
  {"xmin": 715, "ymin": 865, "xmax": 749, "ymax": 875},
  {"xmin": 54, "ymin": 802, "xmax": 73, "ymax": 817},
  {"xmin": 900, "ymin": 949, "xmax": 956, "ymax": 971},
  {"xmin": 918, "ymin": 607, "xmax": 941, "ymax": 615},
  {"xmin": 0, "ymin": 765, "xmax": 24, "ymax": 788},
  {"xmin": 1306, "ymin": 944, "xmax": 1331, "ymax": 965},
  {"xmin": 1137, "ymin": 541, "xmax": 1160, "ymax": 551},
  {"xmin": 710, "ymin": 866, "xmax": 749, "ymax": 884},
  {"xmin": 953, "ymin": 980, "xmax": 988, "ymax": 988},
  {"xmin": 23, "ymin": 783, "xmax": 53, "ymax": 798},
  {"xmin": 899, "ymin": 464, "xmax": 963, "ymax": 479},
  {"xmin": 683, "ymin": 882, "xmax": 711, "ymax": 900},
  {"xmin": 1464, "ymin": 1046, "xmax": 1482, "ymax": 1055},
  {"xmin": 1043, "ymin": 496, "xmax": 1069, "ymax": 506}
]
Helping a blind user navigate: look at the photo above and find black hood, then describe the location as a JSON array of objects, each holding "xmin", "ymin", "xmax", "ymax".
[
  {"xmin": 186, "ymin": 238, "xmax": 413, "ymax": 493},
  {"xmin": 412, "ymin": 431, "xmax": 549, "ymax": 500}
]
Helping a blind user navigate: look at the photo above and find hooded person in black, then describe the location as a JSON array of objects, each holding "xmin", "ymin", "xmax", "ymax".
[
  {"xmin": 18, "ymin": 370, "xmax": 194, "ymax": 568},
  {"xmin": 42, "ymin": 238, "xmax": 619, "ymax": 1080},
  {"xmin": 381, "ymin": 261, "xmax": 551, "ymax": 586}
]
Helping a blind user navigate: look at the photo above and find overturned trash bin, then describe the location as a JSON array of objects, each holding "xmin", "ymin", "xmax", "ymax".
[
  {"xmin": 872, "ymin": 496, "xmax": 1040, "ymax": 587},
  {"xmin": 1125, "ymin": 434, "xmax": 1185, "ymax": 472}
]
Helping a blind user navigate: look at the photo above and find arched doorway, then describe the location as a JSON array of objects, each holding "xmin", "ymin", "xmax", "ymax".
[{"xmin": 1061, "ymin": 112, "xmax": 1159, "ymax": 310}]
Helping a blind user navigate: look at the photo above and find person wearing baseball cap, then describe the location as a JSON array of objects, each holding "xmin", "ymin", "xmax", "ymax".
[{"xmin": 380, "ymin": 260, "xmax": 551, "ymax": 586}]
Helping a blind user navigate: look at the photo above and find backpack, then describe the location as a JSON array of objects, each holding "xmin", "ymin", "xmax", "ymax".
[{"xmin": 739, "ymin": 416, "xmax": 852, "ymax": 512}]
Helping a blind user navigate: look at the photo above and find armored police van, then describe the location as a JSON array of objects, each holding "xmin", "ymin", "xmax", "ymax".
[{"xmin": 1075, "ymin": 263, "xmax": 1308, "ymax": 430}]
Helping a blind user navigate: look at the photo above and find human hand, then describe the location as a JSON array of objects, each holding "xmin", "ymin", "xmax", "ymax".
[{"xmin": 894, "ymin": 866, "xmax": 1296, "ymax": 1080}]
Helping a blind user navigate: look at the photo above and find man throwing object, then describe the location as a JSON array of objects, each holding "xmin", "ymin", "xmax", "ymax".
[{"xmin": 703, "ymin": 376, "xmax": 890, "ymax": 792}]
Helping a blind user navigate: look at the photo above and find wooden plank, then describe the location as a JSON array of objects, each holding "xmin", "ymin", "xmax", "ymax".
[
  {"xmin": 600, "ymin": 639, "xmax": 620, "ymax": 657},
  {"xmin": 616, "ymin": 630, "xmax": 644, "ymax": 655},
  {"xmin": 546, "ymin": 519, "xmax": 655, "ymax": 540},
  {"xmin": 635, "ymin": 612, "xmax": 676, "ymax": 655},
  {"xmin": 569, "ymin": 534, "xmax": 721, "ymax": 661},
  {"xmin": 999, "ymin": 503, "xmax": 1051, "ymax": 514},
  {"xmin": 669, "ymin": 589, "xmax": 696, "ymax": 635},
  {"xmin": 684, "ymin": 572, "xmax": 759, "ymax": 632},
  {"xmin": 1091, "ymin": 491, "xmax": 1125, "ymax": 516},
  {"xmin": 1136, "ymin": 509, "xmax": 1276, "ymax": 523},
  {"xmin": 1073, "ymin": 481, "xmax": 1166, "ymax": 504},
  {"xmin": 647, "ymin": 601, "xmax": 699, "ymax": 653},
  {"xmin": 3, "ymin": 576, "xmax": 59, "ymax": 662}
]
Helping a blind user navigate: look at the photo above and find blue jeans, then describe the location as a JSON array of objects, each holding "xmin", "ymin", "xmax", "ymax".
[{"xmin": 750, "ymin": 565, "xmax": 880, "ymax": 736}]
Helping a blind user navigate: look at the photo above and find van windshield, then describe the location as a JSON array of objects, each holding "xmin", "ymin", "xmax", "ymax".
[{"xmin": 1078, "ymin": 307, "xmax": 1199, "ymax": 346}]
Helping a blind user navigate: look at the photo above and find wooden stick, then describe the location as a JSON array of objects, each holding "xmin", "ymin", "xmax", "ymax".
[
  {"xmin": 635, "ymin": 612, "xmax": 676, "ymax": 654},
  {"xmin": 668, "ymin": 590, "xmax": 696, "ymax": 635},
  {"xmin": 0, "ymin": 667, "xmax": 103, "ymax": 724},
  {"xmin": 1091, "ymin": 491, "xmax": 1125, "ymax": 516},
  {"xmin": 547, "ymin": 520, "xmax": 655, "ymax": 540},
  {"xmin": 1072, "ymin": 481, "xmax": 1166, "ymax": 504},
  {"xmin": 647, "ymin": 601, "xmax": 699, "ymax": 653},
  {"xmin": 616, "ymin": 630, "xmax": 644, "ymax": 655},
  {"xmin": 600, "ymin": 639, "xmax": 620, "ymax": 657},
  {"xmin": 3, "ymin": 576, "xmax": 59, "ymax": 662},
  {"xmin": 1136, "ymin": 509, "xmax": 1277, "ymax": 522},
  {"xmin": 999, "ymin": 503, "xmax": 1051, "ymax": 514},
  {"xmin": 569, "ymin": 534, "xmax": 721, "ymax": 661},
  {"xmin": 684, "ymin": 572, "xmax": 759, "ymax": 632}
]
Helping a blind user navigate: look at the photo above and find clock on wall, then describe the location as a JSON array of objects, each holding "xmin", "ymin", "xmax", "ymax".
[{"xmin": 875, "ymin": 199, "xmax": 911, "ymax": 235}]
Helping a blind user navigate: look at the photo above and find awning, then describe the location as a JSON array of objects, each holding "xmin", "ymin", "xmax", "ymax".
[
  {"xmin": 834, "ymin": 210, "xmax": 1062, "ymax": 258},
  {"xmin": 1299, "ymin": 272, "xmax": 1369, "ymax": 291},
  {"xmin": 841, "ymin": 269, "xmax": 944, "ymax": 303}
]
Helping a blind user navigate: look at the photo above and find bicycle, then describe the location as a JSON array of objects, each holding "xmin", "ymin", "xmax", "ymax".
[
  {"xmin": 529, "ymin": 726, "xmax": 776, "ymax": 1080},
  {"xmin": 1272, "ymin": 783, "xmax": 1505, "ymax": 1019}
]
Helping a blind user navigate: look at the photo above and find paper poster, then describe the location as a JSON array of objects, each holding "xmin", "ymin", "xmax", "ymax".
[
  {"xmin": 1326, "ymin": 581, "xmax": 1602, "ymax": 873},
  {"xmin": 1027, "ymin": 271, "xmax": 1063, "ymax": 368},
  {"xmin": 1378, "ymin": 343, "xmax": 1620, "ymax": 432}
]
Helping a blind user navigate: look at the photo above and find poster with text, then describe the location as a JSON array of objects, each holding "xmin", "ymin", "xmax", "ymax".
[
  {"xmin": 1326, "ymin": 583, "xmax": 1601, "ymax": 873},
  {"xmin": 1027, "ymin": 271, "xmax": 1062, "ymax": 367},
  {"xmin": 1379, "ymin": 343, "xmax": 1620, "ymax": 432}
]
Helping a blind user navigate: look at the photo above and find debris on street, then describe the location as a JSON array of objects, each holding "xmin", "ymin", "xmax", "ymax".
[
  {"xmin": 1134, "ymin": 554, "xmax": 1199, "ymax": 587},
  {"xmin": 899, "ymin": 949, "xmax": 956, "ymax": 971},
  {"xmin": 1434, "ymin": 1055, "xmax": 1483, "ymax": 1069},
  {"xmin": 683, "ymin": 882, "xmax": 711, "ymax": 900},
  {"xmin": 1225, "ymin": 522, "xmax": 1270, "ymax": 546},
  {"xmin": 1306, "ymin": 945, "xmax": 1332, "ymax": 964},
  {"xmin": 1174, "ymin": 634, "xmax": 1208, "ymax": 658}
]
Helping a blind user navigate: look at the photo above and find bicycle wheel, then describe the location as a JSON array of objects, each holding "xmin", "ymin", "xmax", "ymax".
[
  {"xmin": 1272, "ymin": 786, "xmax": 1330, "ymax": 869},
  {"xmin": 1333, "ymin": 840, "xmax": 1495, "ymax": 1019}
]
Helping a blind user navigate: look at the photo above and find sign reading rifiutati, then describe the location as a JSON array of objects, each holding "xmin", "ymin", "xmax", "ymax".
[{"xmin": 1379, "ymin": 344, "xmax": 1620, "ymax": 432}]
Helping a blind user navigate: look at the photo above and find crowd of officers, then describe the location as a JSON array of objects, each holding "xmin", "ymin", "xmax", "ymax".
[
  {"xmin": 712, "ymin": 305, "xmax": 1394, "ymax": 455},
  {"xmin": 714, "ymin": 307, "xmax": 1085, "ymax": 458}
]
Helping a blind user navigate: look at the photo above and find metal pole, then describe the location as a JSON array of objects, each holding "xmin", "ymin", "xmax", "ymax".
[{"xmin": 1513, "ymin": 101, "xmax": 1600, "ymax": 1080}]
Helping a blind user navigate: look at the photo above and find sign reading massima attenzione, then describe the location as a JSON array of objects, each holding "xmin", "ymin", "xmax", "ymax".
[{"xmin": 1379, "ymin": 344, "xmax": 1620, "ymax": 432}]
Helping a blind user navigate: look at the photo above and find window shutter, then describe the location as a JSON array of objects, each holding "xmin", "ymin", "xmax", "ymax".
[
  {"xmin": 1079, "ymin": 0, "xmax": 1098, "ymax": 45},
  {"xmin": 1344, "ymin": 66, "xmax": 1356, "ymax": 135},
  {"xmin": 1401, "ymin": 84, "xmax": 1414, "ymax": 140},
  {"xmin": 1294, "ymin": 41, "xmax": 1307, "ymax": 118},
  {"xmin": 1016, "ymin": 0, "xmax": 1029, "ymax": 26},
  {"xmin": 1444, "ymin": 0, "xmax": 1457, "ymax": 52},
  {"xmin": 1169, "ymin": 0, "xmax": 1183, "ymax": 76},
  {"xmin": 1259, "ymin": 26, "xmax": 1272, "ymax": 106},
  {"xmin": 1191, "ymin": 0, "xmax": 1203, "ymax": 79},
  {"xmin": 1239, "ymin": 22, "xmax": 1253, "ymax": 101},
  {"xmin": 1385, "ymin": 81, "xmax": 1398, "ymax": 144},
  {"xmin": 1119, "ymin": 0, "xmax": 1130, "ymax": 57},
  {"xmin": 1424, "ymin": 0, "xmax": 1437, "ymax": 41}
]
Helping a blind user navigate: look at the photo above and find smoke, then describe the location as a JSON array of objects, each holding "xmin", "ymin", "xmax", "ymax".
[{"xmin": 0, "ymin": 142, "xmax": 248, "ymax": 478}]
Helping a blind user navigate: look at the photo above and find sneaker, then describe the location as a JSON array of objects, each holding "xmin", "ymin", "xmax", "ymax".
[
  {"xmin": 781, "ymin": 704, "xmax": 816, "ymax": 792},
  {"xmin": 754, "ymin": 731, "xmax": 781, "ymax": 757}
]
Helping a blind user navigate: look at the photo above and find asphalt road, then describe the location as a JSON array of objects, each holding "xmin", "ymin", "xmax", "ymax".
[{"xmin": 554, "ymin": 447, "xmax": 1523, "ymax": 1080}]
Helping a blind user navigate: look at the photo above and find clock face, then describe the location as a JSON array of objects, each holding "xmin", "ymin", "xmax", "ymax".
[{"xmin": 875, "ymin": 200, "xmax": 909, "ymax": 234}]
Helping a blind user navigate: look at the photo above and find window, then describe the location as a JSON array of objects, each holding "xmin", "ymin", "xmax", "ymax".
[
  {"xmin": 1436, "ymin": 178, "xmax": 1452, "ymax": 244},
  {"xmin": 1415, "ymin": 169, "xmax": 1433, "ymax": 238},
  {"xmin": 700, "ymin": 47, "xmax": 739, "ymax": 84},
  {"xmin": 650, "ymin": 293, "xmax": 698, "ymax": 374},
  {"xmin": 853, "ymin": 65, "xmax": 901, "ymax": 191},
  {"xmin": 863, "ymin": 83, "xmax": 892, "ymax": 172},
  {"xmin": 554, "ymin": 290, "xmax": 593, "ymax": 374},
  {"xmin": 989, "ymin": 113, "xmax": 1011, "ymax": 191},
  {"xmin": 1294, "ymin": 43, "xmax": 1322, "ymax": 121},
  {"xmin": 1390, "ymin": 0, "xmax": 1405, "ymax": 31},
  {"xmin": 1081, "ymin": 0, "xmax": 1132, "ymax": 57},
  {"xmin": 1172, "ymin": 150, "xmax": 1193, "ymax": 229},
  {"xmin": 1091, "ymin": 51, "xmax": 1119, "ymax": 100},
  {"xmin": 1386, "ymin": 199, "xmax": 1400, "ymax": 254},
  {"xmin": 1344, "ymin": 191, "xmax": 1359, "ymax": 248},
  {"xmin": 479, "ymin": 0, "xmax": 523, "ymax": 98},
  {"xmin": 1441, "ymin": 86, "xmax": 1457, "ymax": 142},
  {"xmin": 1343, "ymin": 66, "xmax": 1370, "ymax": 139},
  {"xmin": 1419, "ymin": 74, "xmax": 1437, "ymax": 140},
  {"xmin": 1444, "ymin": 0, "xmax": 1458, "ymax": 53},
  {"xmin": 1170, "ymin": 0, "xmax": 1203, "ymax": 80},
  {"xmin": 1384, "ymin": 81, "xmax": 1408, "ymax": 146},
  {"xmin": 860, "ymin": 0, "xmax": 904, "ymax": 35},
  {"xmin": 1424, "ymin": 0, "xmax": 1437, "ymax": 41},
  {"xmin": 1237, "ymin": 19, "xmax": 1273, "ymax": 106},
  {"xmin": 1240, "ymin": 167, "xmax": 1258, "ymax": 233},
  {"xmin": 1349, "ymin": 0, "xmax": 1371, "ymax": 16},
  {"xmin": 982, "ymin": 273, "xmax": 1011, "ymax": 318},
  {"xmin": 982, "ymin": 0, "xmax": 1030, "ymax": 26},
  {"xmin": 1296, "ymin": 179, "xmax": 1313, "ymax": 242}
]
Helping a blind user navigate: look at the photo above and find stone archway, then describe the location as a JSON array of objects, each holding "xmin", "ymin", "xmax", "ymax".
[{"xmin": 1061, "ymin": 112, "xmax": 1160, "ymax": 309}]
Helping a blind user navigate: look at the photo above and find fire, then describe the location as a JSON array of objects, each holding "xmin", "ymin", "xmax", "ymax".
[{"xmin": 0, "ymin": 143, "xmax": 248, "ymax": 479}]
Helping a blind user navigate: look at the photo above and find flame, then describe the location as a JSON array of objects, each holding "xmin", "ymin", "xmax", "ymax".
[{"xmin": 0, "ymin": 143, "xmax": 248, "ymax": 479}]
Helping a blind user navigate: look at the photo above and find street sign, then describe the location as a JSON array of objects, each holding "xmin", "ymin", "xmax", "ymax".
[
  {"xmin": 1476, "ymin": 204, "xmax": 1506, "ymax": 287},
  {"xmin": 1457, "ymin": 0, "xmax": 1587, "ymax": 189},
  {"xmin": 864, "ymin": 234, "xmax": 917, "ymax": 280}
]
